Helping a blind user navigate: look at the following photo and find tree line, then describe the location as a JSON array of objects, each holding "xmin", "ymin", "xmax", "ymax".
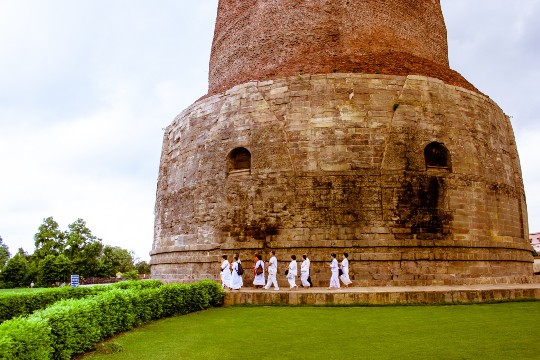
[{"xmin": 0, "ymin": 217, "xmax": 150, "ymax": 288}]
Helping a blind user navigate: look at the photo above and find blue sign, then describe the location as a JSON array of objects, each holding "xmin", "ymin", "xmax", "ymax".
[{"xmin": 71, "ymin": 275, "xmax": 80, "ymax": 288}]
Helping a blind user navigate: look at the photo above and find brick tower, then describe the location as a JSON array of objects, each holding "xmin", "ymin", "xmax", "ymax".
[{"xmin": 151, "ymin": 0, "xmax": 533, "ymax": 285}]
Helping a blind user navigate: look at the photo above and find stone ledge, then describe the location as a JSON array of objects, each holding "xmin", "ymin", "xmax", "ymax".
[{"xmin": 224, "ymin": 282, "xmax": 540, "ymax": 306}]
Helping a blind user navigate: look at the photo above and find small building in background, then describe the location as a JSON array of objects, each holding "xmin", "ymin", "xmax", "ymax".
[{"xmin": 530, "ymin": 233, "xmax": 540, "ymax": 253}]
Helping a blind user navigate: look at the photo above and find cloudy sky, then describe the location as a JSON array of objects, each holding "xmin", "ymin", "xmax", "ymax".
[{"xmin": 0, "ymin": 0, "xmax": 539, "ymax": 262}]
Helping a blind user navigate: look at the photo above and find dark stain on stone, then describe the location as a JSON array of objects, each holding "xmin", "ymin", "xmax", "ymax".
[{"xmin": 396, "ymin": 175, "xmax": 452, "ymax": 238}]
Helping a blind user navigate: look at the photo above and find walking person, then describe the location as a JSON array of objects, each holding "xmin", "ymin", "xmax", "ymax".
[
  {"xmin": 300, "ymin": 254, "xmax": 311, "ymax": 288},
  {"xmin": 328, "ymin": 253, "xmax": 340, "ymax": 289},
  {"xmin": 253, "ymin": 254, "xmax": 265, "ymax": 288},
  {"xmin": 286, "ymin": 255, "xmax": 299, "ymax": 289},
  {"xmin": 230, "ymin": 254, "xmax": 243, "ymax": 290},
  {"xmin": 220, "ymin": 255, "xmax": 231, "ymax": 290},
  {"xmin": 264, "ymin": 250, "xmax": 279, "ymax": 290},
  {"xmin": 339, "ymin": 253, "xmax": 353, "ymax": 287},
  {"xmin": 234, "ymin": 253, "xmax": 243, "ymax": 288}
]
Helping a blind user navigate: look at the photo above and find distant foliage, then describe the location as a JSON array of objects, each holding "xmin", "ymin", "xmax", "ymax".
[
  {"xmin": 33, "ymin": 217, "xmax": 65, "ymax": 260},
  {"xmin": 37, "ymin": 254, "xmax": 73, "ymax": 287},
  {"xmin": 122, "ymin": 270, "xmax": 140, "ymax": 280},
  {"xmin": 135, "ymin": 260, "xmax": 151, "ymax": 274},
  {"xmin": 1, "ymin": 217, "xmax": 152, "ymax": 288},
  {"xmin": 0, "ymin": 280, "xmax": 224, "ymax": 359},
  {"xmin": 1, "ymin": 254, "xmax": 28, "ymax": 288},
  {"xmin": 0, "ymin": 236, "xmax": 10, "ymax": 268},
  {"xmin": 97, "ymin": 246, "xmax": 134, "ymax": 277}
]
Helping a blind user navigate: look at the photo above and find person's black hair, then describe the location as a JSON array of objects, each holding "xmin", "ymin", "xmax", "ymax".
[
  {"xmin": 222, "ymin": 255, "xmax": 228, "ymax": 260},
  {"xmin": 344, "ymin": 253, "xmax": 349, "ymax": 258},
  {"xmin": 302, "ymin": 254, "xmax": 307, "ymax": 260},
  {"xmin": 234, "ymin": 255, "xmax": 238, "ymax": 260},
  {"xmin": 291, "ymin": 255, "xmax": 296, "ymax": 260},
  {"xmin": 331, "ymin": 253, "xmax": 336, "ymax": 258},
  {"xmin": 270, "ymin": 250, "xmax": 275, "ymax": 255},
  {"xmin": 256, "ymin": 254, "xmax": 262, "ymax": 260}
]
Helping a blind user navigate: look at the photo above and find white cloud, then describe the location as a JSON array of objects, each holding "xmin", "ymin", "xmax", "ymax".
[
  {"xmin": 442, "ymin": 0, "xmax": 540, "ymax": 231},
  {"xmin": 516, "ymin": 128, "xmax": 540, "ymax": 232},
  {"xmin": 0, "ymin": 1, "xmax": 218, "ymax": 260}
]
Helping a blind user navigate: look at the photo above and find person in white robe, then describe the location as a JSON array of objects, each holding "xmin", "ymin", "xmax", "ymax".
[
  {"xmin": 253, "ymin": 254, "xmax": 265, "ymax": 288},
  {"xmin": 230, "ymin": 255, "xmax": 243, "ymax": 290},
  {"xmin": 234, "ymin": 252, "xmax": 243, "ymax": 288},
  {"xmin": 286, "ymin": 255, "xmax": 299, "ymax": 289},
  {"xmin": 220, "ymin": 255, "xmax": 231, "ymax": 289},
  {"xmin": 300, "ymin": 254, "xmax": 311, "ymax": 288},
  {"xmin": 264, "ymin": 250, "xmax": 279, "ymax": 290},
  {"xmin": 328, "ymin": 253, "xmax": 340, "ymax": 289},
  {"xmin": 339, "ymin": 252, "xmax": 353, "ymax": 287}
]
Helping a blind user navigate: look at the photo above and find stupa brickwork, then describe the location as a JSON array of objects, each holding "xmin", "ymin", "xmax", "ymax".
[
  {"xmin": 208, "ymin": 0, "xmax": 476, "ymax": 95},
  {"xmin": 150, "ymin": 0, "xmax": 533, "ymax": 286}
]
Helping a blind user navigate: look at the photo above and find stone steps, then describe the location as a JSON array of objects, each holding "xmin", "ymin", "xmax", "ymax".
[{"xmin": 223, "ymin": 283, "xmax": 540, "ymax": 306}]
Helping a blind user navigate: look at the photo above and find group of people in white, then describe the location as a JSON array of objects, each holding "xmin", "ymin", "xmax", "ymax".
[{"xmin": 220, "ymin": 251, "xmax": 353, "ymax": 290}]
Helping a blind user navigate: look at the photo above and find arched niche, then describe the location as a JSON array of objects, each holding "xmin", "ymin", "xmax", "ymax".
[
  {"xmin": 227, "ymin": 147, "xmax": 251, "ymax": 176},
  {"xmin": 424, "ymin": 142, "xmax": 451, "ymax": 171}
]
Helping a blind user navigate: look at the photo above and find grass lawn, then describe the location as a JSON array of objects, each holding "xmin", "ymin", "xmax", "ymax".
[
  {"xmin": 83, "ymin": 302, "xmax": 540, "ymax": 360},
  {"xmin": 0, "ymin": 287, "xmax": 41, "ymax": 293}
]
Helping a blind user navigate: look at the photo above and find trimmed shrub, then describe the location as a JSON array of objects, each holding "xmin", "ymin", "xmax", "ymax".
[
  {"xmin": 160, "ymin": 284, "xmax": 190, "ymax": 317},
  {"xmin": 93, "ymin": 289, "xmax": 138, "ymax": 338},
  {"xmin": 0, "ymin": 279, "xmax": 164, "ymax": 323},
  {"xmin": 0, "ymin": 280, "xmax": 224, "ymax": 359},
  {"xmin": 0, "ymin": 315, "xmax": 52, "ymax": 360},
  {"xmin": 38, "ymin": 299, "xmax": 101, "ymax": 360},
  {"xmin": 197, "ymin": 280, "xmax": 224, "ymax": 307},
  {"xmin": 132, "ymin": 288, "xmax": 163, "ymax": 323},
  {"xmin": 108, "ymin": 279, "xmax": 162, "ymax": 290},
  {"xmin": 0, "ymin": 286, "xmax": 102, "ymax": 323}
]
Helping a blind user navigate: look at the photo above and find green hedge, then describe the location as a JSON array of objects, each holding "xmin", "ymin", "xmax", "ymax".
[
  {"xmin": 0, "ymin": 281, "xmax": 223, "ymax": 360},
  {"xmin": 0, "ymin": 280, "xmax": 163, "ymax": 323}
]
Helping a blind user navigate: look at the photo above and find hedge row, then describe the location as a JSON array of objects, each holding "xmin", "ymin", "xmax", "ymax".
[
  {"xmin": 0, "ymin": 280, "xmax": 163, "ymax": 323},
  {"xmin": 0, "ymin": 280, "xmax": 223, "ymax": 360}
]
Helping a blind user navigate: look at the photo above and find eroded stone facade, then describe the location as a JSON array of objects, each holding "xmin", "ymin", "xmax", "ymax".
[{"xmin": 151, "ymin": 73, "xmax": 532, "ymax": 285}]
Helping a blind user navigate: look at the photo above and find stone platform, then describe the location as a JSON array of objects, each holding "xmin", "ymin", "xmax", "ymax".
[{"xmin": 223, "ymin": 283, "xmax": 540, "ymax": 306}]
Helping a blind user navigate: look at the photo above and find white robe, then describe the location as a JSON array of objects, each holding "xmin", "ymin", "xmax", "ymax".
[
  {"xmin": 264, "ymin": 256, "xmax": 279, "ymax": 290},
  {"xmin": 287, "ymin": 260, "xmax": 298, "ymax": 288},
  {"xmin": 230, "ymin": 261, "xmax": 243, "ymax": 289},
  {"xmin": 220, "ymin": 260, "xmax": 231, "ymax": 288},
  {"xmin": 253, "ymin": 260, "xmax": 265, "ymax": 285},
  {"xmin": 300, "ymin": 258, "xmax": 310, "ymax": 287},
  {"xmin": 339, "ymin": 258, "xmax": 352, "ymax": 285},
  {"xmin": 329, "ymin": 258, "xmax": 340, "ymax": 288},
  {"xmin": 238, "ymin": 259, "xmax": 244, "ymax": 287}
]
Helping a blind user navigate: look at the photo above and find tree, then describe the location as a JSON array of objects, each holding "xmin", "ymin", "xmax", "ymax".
[
  {"xmin": 98, "ymin": 246, "xmax": 134, "ymax": 277},
  {"xmin": 37, "ymin": 255, "xmax": 57, "ymax": 287},
  {"xmin": 17, "ymin": 248, "xmax": 29, "ymax": 257},
  {"xmin": 54, "ymin": 254, "xmax": 73, "ymax": 283},
  {"xmin": 33, "ymin": 217, "xmax": 65, "ymax": 260},
  {"xmin": 135, "ymin": 260, "xmax": 151, "ymax": 275},
  {"xmin": 0, "ymin": 236, "xmax": 10, "ymax": 268},
  {"xmin": 1, "ymin": 253, "xmax": 28, "ymax": 288},
  {"xmin": 37, "ymin": 254, "xmax": 72, "ymax": 287},
  {"xmin": 24, "ymin": 260, "xmax": 38, "ymax": 285},
  {"xmin": 64, "ymin": 219, "xmax": 103, "ymax": 277}
]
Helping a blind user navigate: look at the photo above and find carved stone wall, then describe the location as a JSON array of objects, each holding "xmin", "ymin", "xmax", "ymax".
[{"xmin": 151, "ymin": 73, "xmax": 532, "ymax": 286}]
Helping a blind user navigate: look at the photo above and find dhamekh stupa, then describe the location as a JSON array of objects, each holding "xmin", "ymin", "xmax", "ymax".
[{"xmin": 151, "ymin": 0, "xmax": 533, "ymax": 286}]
